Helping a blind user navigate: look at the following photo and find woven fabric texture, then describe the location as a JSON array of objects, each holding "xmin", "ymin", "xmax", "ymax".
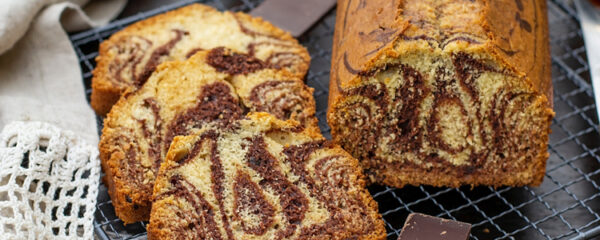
[{"xmin": 0, "ymin": 121, "xmax": 100, "ymax": 239}]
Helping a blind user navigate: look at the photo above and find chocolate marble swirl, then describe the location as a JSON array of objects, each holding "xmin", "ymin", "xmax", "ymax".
[
  {"xmin": 331, "ymin": 53, "xmax": 542, "ymax": 179},
  {"xmin": 151, "ymin": 125, "xmax": 381, "ymax": 239},
  {"xmin": 109, "ymin": 29, "xmax": 188, "ymax": 87},
  {"xmin": 110, "ymin": 82, "xmax": 240, "ymax": 220},
  {"xmin": 106, "ymin": 15, "xmax": 308, "ymax": 89},
  {"xmin": 101, "ymin": 47, "xmax": 318, "ymax": 224},
  {"xmin": 249, "ymin": 80, "xmax": 315, "ymax": 126}
]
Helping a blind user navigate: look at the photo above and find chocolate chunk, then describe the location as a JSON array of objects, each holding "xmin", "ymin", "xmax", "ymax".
[{"xmin": 398, "ymin": 213, "xmax": 471, "ymax": 240}]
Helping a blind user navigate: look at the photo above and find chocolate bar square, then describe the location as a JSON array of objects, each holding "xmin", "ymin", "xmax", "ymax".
[{"xmin": 398, "ymin": 213, "xmax": 471, "ymax": 240}]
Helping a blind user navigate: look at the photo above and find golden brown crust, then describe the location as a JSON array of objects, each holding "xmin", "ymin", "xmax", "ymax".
[
  {"xmin": 99, "ymin": 125, "xmax": 153, "ymax": 222},
  {"xmin": 329, "ymin": 0, "xmax": 552, "ymax": 106},
  {"xmin": 100, "ymin": 49, "xmax": 317, "ymax": 224},
  {"xmin": 328, "ymin": 0, "xmax": 554, "ymax": 188},
  {"xmin": 91, "ymin": 3, "xmax": 310, "ymax": 115},
  {"xmin": 90, "ymin": 77, "xmax": 122, "ymax": 116},
  {"xmin": 484, "ymin": 0, "xmax": 553, "ymax": 106},
  {"xmin": 148, "ymin": 113, "xmax": 386, "ymax": 240}
]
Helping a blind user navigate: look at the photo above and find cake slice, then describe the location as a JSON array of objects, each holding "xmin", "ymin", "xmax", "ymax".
[
  {"xmin": 91, "ymin": 3, "xmax": 310, "ymax": 115},
  {"xmin": 148, "ymin": 112, "xmax": 386, "ymax": 240},
  {"xmin": 327, "ymin": 0, "xmax": 554, "ymax": 187},
  {"xmin": 99, "ymin": 48, "xmax": 316, "ymax": 223}
]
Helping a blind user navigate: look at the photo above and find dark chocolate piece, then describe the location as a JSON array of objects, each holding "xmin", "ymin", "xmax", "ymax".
[{"xmin": 398, "ymin": 213, "xmax": 471, "ymax": 240}]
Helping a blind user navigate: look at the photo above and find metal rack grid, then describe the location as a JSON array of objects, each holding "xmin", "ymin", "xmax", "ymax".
[{"xmin": 69, "ymin": 0, "xmax": 600, "ymax": 239}]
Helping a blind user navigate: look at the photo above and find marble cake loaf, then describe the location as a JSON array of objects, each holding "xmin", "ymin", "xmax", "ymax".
[
  {"xmin": 99, "ymin": 48, "xmax": 316, "ymax": 223},
  {"xmin": 91, "ymin": 3, "xmax": 310, "ymax": 115},
  {"xmin": 328, "ymin": 0, "xmax": 554, "ymax": 188},
  {"xmin": 148, "ymin": 112, "xmax": 386, "ymax": 240}
]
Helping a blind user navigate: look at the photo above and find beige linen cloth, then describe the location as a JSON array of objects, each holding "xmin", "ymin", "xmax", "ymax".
[
  {"xmin": 0, "ymin": 0, "xmax": 125, "ymax": 239},
  {"xmin": 0, "ymin": 0, "xmax": 126, "ymax": 144}
]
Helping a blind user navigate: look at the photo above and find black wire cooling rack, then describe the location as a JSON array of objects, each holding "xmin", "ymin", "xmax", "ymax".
[{"xmin": 69, "ymin": 0, "xmax": 600, "ymax": 239}]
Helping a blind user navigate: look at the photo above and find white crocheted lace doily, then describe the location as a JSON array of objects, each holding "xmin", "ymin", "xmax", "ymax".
[{"xmin": 0, "ymin": 121, "xmax": 100, "ymax": 239}]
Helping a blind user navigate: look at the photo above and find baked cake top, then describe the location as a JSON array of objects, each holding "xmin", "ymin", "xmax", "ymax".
[
  {"xmin": 148, "ymin": 112, "xmax": 386, "ymax": 240},
  {"xmin": 330, "ymin": 0, "xmax": 551, "ymax": 102}
]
